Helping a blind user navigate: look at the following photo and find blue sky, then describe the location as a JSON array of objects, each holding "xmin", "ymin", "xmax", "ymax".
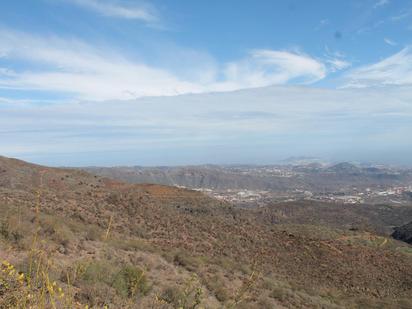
[{"xmin": 1, "ymin": 0, "xmax": 412, "ymax": 166}]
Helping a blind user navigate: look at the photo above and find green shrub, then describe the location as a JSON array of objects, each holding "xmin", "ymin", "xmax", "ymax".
[
  {"xmin": 0, "ymin": 218, "xmax": 24, "ymax": 245},
  {"xmin": 80, "ymin": 261, "xmax": 113, "ymax": 284},
  {"xmin": 40, "ymin": 216, "xmax": 74, "ymax": 247},
  {"xmin": 0, "ymin": 219, "xmax": 9, "ymax": 239},
  {"xmin": 112, "ymin": 265, "xmax": 150, "ymax": 298},
  {"xmin": 160, "ymin": 276, "xmax": 203, "ymax": 309},
  {"xmin": 66, "ymin": 261, "xmax": 151, "ymax": 302}
]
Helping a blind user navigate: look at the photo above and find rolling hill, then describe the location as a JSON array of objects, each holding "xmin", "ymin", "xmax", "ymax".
[{"xmin": 1, "ymin": 156, "xmax": 412, "ymax": 308}]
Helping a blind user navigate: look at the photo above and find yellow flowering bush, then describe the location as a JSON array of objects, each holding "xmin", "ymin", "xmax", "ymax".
[{"xmin": 0, "ymin": 259, "xmax": 67, "ymax": 308}]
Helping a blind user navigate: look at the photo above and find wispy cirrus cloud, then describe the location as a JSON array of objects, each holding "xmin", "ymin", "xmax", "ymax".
[
  {"xmin": 343, "ymin": 47, "xmax": 412, "ymax": 88},
  {"xmin": 0, "ymin": 29, "xmax": 345, "ymax": 101},
  {"xmin": 326, "ymin": 58, "xmax": 351, "ymax": 72},
  {"xmin": 390, "ymin": 9, "xmax": 412, "ymax": 21},
  {"xmin": 374, "ymin": 0, "xmax": 390, "ymax": 9},
  {"xmin": 323, "ymin": 47, "xmax": 351, "ymax": 73},
  {"xmin": 0, "ymin": 29, "xmax": 203, "ymax": 100},
  {"xmin": 220, "ymin": 49, "xmax": 327, "ymax": 90},
  {"xmin": 67, "ymin": 0, "xmax": 157, "ymax": 22},
  {"xmin": 384, "ymin": 37, "xmax": 397, "ymax": 46}
]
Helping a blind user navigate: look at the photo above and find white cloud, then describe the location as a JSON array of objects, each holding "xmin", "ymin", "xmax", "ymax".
[
  {"xmin": 343, "ymin": 47, "xmax": 412, "ymax": 88},
  {"xmin": 67, "ymin": 0, "xmax": 157, "ymax": 22},
  {"xmin": 384, "ymin": 38, "xmax": 397, "ymax": 46},
  {"xmin": 0, "ymin": 30, "xmax": 204, "ymax": 100},
  {"xmin": 220, "ymin": 50, "xmax": 327, "ymax": 90},
  {"xmin": 323, "ymin": 47, "xmax": 351, "ymax": 73},
  {"xmin": 326, "ymin": 58, "xmax": 351, "ymax": 72},
  {"xmin": 0, "ymin": 30, "xmax": 334, "ymax": 100},
  {"xmin": 374, "ymin": 0, "xmax": 389, "ymax": 8}
]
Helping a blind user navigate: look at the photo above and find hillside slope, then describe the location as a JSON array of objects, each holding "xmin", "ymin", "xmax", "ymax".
[{"xmin": 1, "ymin": 156, "xmax": 412, "ymax": 308}]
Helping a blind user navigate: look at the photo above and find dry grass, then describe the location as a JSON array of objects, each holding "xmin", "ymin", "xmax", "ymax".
[{"xmin": 1, "ymin": 156, "xmax": 412, "ymax": 308}]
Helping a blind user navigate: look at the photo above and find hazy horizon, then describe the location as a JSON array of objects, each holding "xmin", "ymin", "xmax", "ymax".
[{"xmin": 4, "ymin": 151, "xmax": 412, "ymax": 169}]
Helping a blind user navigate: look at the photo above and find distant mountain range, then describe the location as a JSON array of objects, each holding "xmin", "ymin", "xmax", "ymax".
[{"xmin": 83, "ymin": 162, "xmax": 412, "ymax": 192}]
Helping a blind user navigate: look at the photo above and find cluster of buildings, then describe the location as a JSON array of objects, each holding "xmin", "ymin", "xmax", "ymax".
[{"xmin": 195, "ymin": 185, "xmax": 412, "ymax": 206}]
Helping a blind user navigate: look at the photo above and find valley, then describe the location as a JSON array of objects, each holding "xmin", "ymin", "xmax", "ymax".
[{"xmin": 84, "ymin": 162, "xmax": 412, "ymax": 207}]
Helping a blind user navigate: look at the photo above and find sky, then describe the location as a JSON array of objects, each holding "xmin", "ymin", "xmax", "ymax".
[{"xmin": 1, "ymin": 0, "xmax": 412, "ymax": 166}]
